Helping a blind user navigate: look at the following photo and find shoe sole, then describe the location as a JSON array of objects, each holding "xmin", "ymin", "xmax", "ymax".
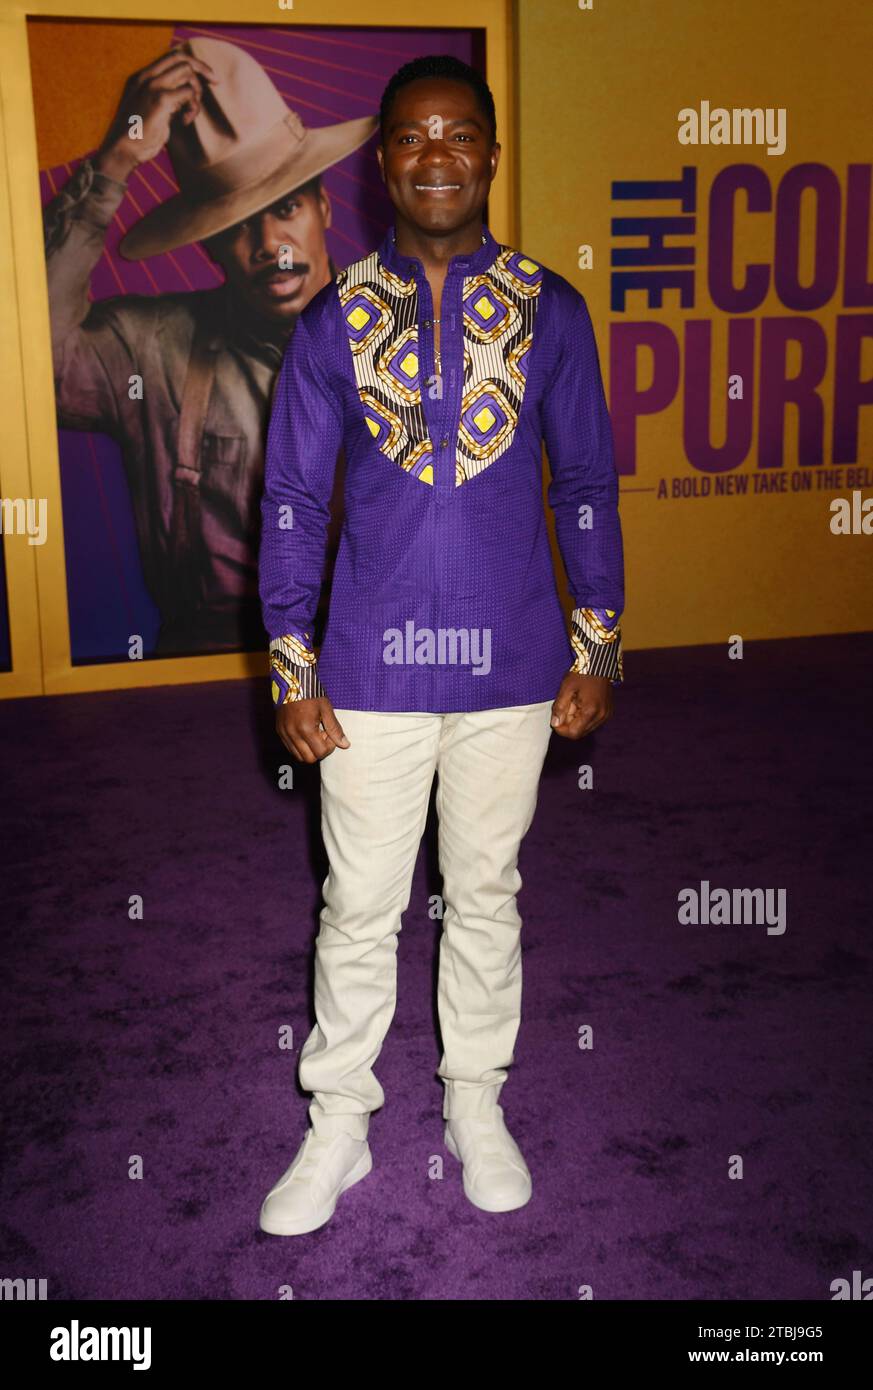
[
  {"xmin": 444, "ymin": 1123, "xmax": 532, "ymax": 1213},
  {"xmin": 259, "ymin": 1144, "xmax": 373, "ymax": 1236}
]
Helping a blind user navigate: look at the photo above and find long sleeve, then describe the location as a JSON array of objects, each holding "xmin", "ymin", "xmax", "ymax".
[
  {"xmin": 259, "ymin": 305, "xmax": 344, "ymax": 705},
  {"xmin": 541, "ymin": 288, "xmax": 625, "ymax": 684},
  {"xmin": 43, "ymin": 157, "xmax": 137, "ymax": 434}
]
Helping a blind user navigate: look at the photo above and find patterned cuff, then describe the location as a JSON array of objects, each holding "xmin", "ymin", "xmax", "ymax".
[
  {"xmin": 569, "ymin": 607, "xmax": 624, "ymax": 683},
  {"xmin": 269, "ymin": 633, "xmax": 327, "ymax": 705}
]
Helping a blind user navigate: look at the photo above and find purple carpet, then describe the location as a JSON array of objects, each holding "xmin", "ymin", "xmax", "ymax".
[{"xmin": 2, "ymin": 634, "xmax": 871, "ymax": 1300}]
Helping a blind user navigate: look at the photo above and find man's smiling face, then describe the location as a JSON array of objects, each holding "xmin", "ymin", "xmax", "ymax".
[
  {"xmin": 377, "ymin": 77, "xmax": 500, "ymax": 239},
  {"xmin": 205, "ymin": 182, "xmax": 332, "ymax": 324}
]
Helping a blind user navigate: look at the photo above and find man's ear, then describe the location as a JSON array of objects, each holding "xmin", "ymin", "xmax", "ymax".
[{"xmin": 375, "ymin": 144, "xmax": 386, "ymax": 185}]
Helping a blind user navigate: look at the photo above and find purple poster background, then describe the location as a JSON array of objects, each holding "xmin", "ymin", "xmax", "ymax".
[{"xmin": 37, "ymin": 22, "xmax": 483, "ymax": 664}]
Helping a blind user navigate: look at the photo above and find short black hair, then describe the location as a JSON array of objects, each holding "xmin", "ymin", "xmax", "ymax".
[{"xmin": 379, "ymin": 54, "xmax": 497, "ymax": 146}]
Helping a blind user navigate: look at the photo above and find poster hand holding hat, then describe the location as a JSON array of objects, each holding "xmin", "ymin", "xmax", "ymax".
[
  {"xmin": 89, "ymin": 37, "xmax": 378, "ymax": 260},
  {"xmin": 95, "ymin": 45, "xmax": 219, "ymax": 186}
]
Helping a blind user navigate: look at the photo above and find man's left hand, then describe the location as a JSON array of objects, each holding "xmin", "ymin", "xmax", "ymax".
[{"xmin": 550, "ymin": 672, "xmax": 614, "ymax": 739}]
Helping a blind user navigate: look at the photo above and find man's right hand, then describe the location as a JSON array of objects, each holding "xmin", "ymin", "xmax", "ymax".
[
  {"xmin": 94, "ymin": 48, "xmax": 218, "ymax": 184},
  {"xmin": 276, "ymin": 697, "xmax": 350, "ymax": 764}
]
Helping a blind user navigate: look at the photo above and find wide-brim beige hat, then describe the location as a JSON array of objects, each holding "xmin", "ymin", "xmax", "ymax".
[{"xmin": 119, "ymin": 36, "xmax": 377, "ymax": 260}]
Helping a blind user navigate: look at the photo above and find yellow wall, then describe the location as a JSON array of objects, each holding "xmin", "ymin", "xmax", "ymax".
[{"xmin": 518, "ymin": 0, "xmax": 873, "ymax": 650}]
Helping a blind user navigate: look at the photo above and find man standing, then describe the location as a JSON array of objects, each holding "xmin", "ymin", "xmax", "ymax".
[
  {"xmin": 259, "ymin": 54, "xmax": 624, "ymax": 1234},
  {"xmin": 44, "ymin": 36, "xmax": 376, "ymax": 655}
]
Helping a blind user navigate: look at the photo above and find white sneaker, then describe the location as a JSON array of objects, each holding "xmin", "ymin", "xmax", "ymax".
[
  {"xmin": 259, "ymin": 1129, "xmax": 372, "ymax": 1236},
  {"xmin": 444, "ymin": 1106, "xmax": 532, "ymax": 1212}
]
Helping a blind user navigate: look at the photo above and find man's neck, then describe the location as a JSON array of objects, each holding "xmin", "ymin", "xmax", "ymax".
[{"xmin": 393, "ymin": 216, "xmax": 485, "ymax": 273}]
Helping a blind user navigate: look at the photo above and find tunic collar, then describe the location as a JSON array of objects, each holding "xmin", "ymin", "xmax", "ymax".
[{"xmin": 379, "ymin": 223, "xmax": 499, "ymax": 281}]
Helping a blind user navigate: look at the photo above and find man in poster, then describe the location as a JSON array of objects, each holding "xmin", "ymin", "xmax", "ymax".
[{"xmin": 43, "ymin": 36, "xmax": 376, "ymax": 655}]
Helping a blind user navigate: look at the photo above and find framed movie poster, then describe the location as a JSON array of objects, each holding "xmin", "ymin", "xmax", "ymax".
[{"xmin": 0, "ymin": 0, "xmax": 514, "ymax": 696}]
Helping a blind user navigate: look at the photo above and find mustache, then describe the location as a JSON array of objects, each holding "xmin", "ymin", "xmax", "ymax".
[{"xmin": 252, "ymin": 261, "xmax": 310, "ymax": 285}]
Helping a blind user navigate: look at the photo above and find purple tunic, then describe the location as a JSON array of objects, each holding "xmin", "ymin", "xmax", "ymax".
[{"xmin": 259, "ymin": 224, "xmax": 624, "ymax": 712}]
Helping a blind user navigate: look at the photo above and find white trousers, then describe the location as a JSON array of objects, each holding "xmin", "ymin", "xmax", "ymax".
[{"xmin": 298, "ymin": 702, "xmax": 555, "ymax": 1140}]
